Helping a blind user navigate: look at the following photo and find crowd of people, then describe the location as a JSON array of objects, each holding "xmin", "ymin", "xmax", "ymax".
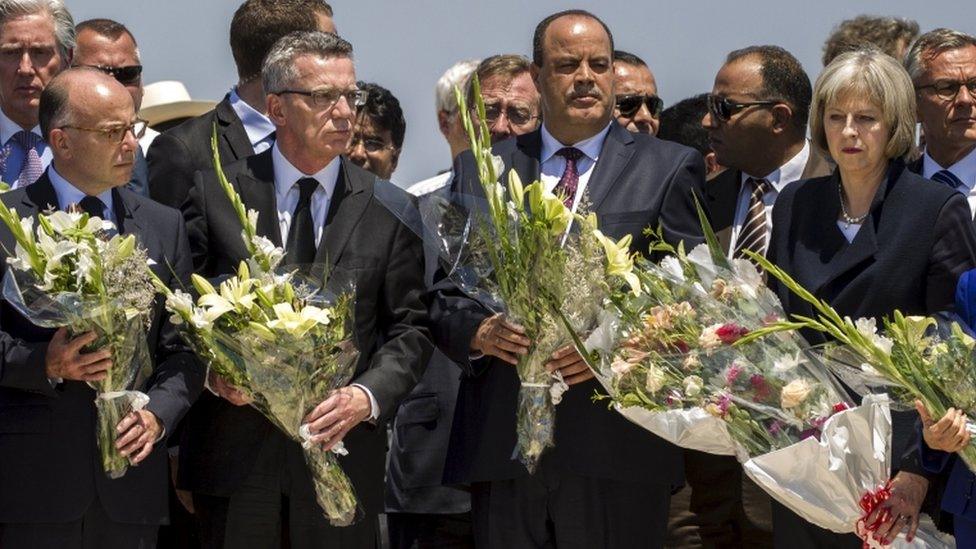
[{"xmin": 0, "ymin": 0, "xmax": 975, "ymax": 548}]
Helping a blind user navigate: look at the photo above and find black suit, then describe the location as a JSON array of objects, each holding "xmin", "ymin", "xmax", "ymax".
[
  {"xmin": 766, "ymin": 160, "xmax": 976, "ymax": 548},
  {"xmin": 0, "ymin": 173, "xmax": 204, "ymax": 548},
  {"xmin": 180, "ymin": 150, "xmax": 432, "ymax": 548},
  {"xmin": 147, "ymin": 95, "xmax": 256, "ymax": 209},
  {"xmin": 431, "ymin": 122, "xmax": 706, "ymax": 548}
]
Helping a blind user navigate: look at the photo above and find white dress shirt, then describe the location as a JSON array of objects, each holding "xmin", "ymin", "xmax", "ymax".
[
  {"xmin": 922, "ymin": 146, "xmax": 976, "ymax": 216},
  {"xmin": 271, "ymin": 145, "xmax": 380, "ymax": 420},
  {"xmin": 229, "ymin": 88, "xmax": 276, "ymax": 154},
  {"xmin": 0, "ymin": 108, "xmax": 53, "ymax": 188},
  {"xmin": 727, "ymin": 141, "xmax": 811, "ymax": 256},
  {"xmin": 539, "ymin": 122, "xmax": 611, "ymax": 215}
]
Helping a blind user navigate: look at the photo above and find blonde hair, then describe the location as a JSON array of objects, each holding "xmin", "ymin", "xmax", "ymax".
[{"xmin": 810, "ymin": 48, "xmax": 916, "ymax": 160}]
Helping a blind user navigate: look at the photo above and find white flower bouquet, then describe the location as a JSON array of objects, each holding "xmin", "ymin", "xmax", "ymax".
[{"xmin": 0, "ymin": 201, "xmax": 156, "ymax": 479}]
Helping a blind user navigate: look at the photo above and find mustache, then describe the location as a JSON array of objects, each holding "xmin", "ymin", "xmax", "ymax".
[{"xmin": 568, "ymin": 88, "xmax": 603, "ymax": 101}]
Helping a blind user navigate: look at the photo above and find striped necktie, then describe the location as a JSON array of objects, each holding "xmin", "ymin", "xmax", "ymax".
[
  {"xmin": 932, "ymin": 169, "xmax": 965, "ymax": 192},
  {"xmin": 733, "ymin": 177, "xmax": 771, "ymax": 261}
]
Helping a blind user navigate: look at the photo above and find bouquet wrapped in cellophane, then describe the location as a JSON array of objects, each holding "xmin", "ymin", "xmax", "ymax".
[
  {"xmin": 747, "ymin": 252, "xmax": 976, "ymax": 473},
  {"xmin": 0, "ymin": 200, "xmax": 156, "ymax": 479},
  {"xmin": 584, "ymin": 232, "xmax": 854, "ymax": 460},
  {"xmin": 401, "ymin": 82, "xmax": 637, "ymax": 473},
  {"xmin": 150, "ymin": 127, "xmax": 362, "ymax": 526}
]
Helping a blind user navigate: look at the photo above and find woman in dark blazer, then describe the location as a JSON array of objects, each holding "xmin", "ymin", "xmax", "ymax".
[{"xmin": 766, "ymin": 49, "xmax": 976, "ymax": 547}]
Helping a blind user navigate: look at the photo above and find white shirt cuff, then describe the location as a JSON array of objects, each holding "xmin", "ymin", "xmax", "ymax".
[{"xmin": 351, "ymin": 383, "xmax": 380, "ymax": 421}]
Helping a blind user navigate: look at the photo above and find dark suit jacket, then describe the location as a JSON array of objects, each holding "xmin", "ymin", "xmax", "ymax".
[
  {"xmin": 147, "ymin": 95, "xmax": 255, "ymax": 209},
  {"xmin": 768, "ymin": 160, "xmax": 976, "ymax": 487},
  {"xmin": 705, "ymin": 144, "xmax": 833, "ymax": 252},
  {"xmin": 431, "ymin": 122, "xmax": 706, "ymax": 486},
  {"xmin": 126, "ymin": 147, "xmax": 150, "ymax": 197},
  {"xmin": 0, "ymin": 173, "xmax": 204, "ymax": 525},
  {"xmin": 179, "ymin": 150, "xmax": 432, "ymax": 515}
]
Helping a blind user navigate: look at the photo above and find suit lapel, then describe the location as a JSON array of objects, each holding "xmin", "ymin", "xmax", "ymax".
[
  {"xmin": 235, "ymin": 151, "xmax": 281, "ymax": 246},
  {"xmin": 314, "ymin": 157, "xmax": 372, "ymax": 269},
  {"xmin": 512, "ymin": 131, "xmax": 542, "ymax": 184},
  {"xmin": 111, "ymin": 187, "xmax": 143, "ymax": 236},
  {"xmin": 21, "ymin": 173, "xmax": 59, "ymax": 214},
  {"xmin": 215, "ymin": 96, "xmax": 256, "ymax": 161},
  {"xmin": 704, "ymin": 168, "xmax": 741, "ymax": 232},
  {"xmin": 587, "ymin": 123, "xmax": 634, "ymax": 210}
]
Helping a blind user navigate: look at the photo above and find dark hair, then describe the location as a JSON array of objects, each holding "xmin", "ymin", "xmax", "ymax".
[
  {"xmin": 726, "ymin": 45, "xmax": 811, "ymax": 132},
  {"xmin": 657, "ymin": 94, "xmax": 711, "ymax": 156},
  {"xmin": 466, "ymin": 54, "xmax": 532, "ymax": 106},
  {"xmin": 75, "ymin": 17, "xmax": 136, "ymax": 45},
  {"xmin": 532, "ymin": 9, "xmax": 614, "ymax": 67},
  {"xmin": 357, "ymin": 82, "xmax": 406, "ymax": 149},
  {"xmin": 613, "ymin": 50, "xmax": 646, "ymax": 67},
  {"xmin": 230, "ymin": 0, "xmax": 334, "ymax": 81},
  {"xmin": 823, "ymin": 15, "xmax": 918, "ymax": 66}
]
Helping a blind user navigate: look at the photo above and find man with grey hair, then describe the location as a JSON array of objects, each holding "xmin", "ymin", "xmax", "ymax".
[
  {"xmin": 406, "ymin": 58, "xmax": 478, "ymax": 196},
  {"xmin": 905, "ymin": 28, "xmax": 976, "ymax": 220},
  {"xmin": 822, "ymin": 15, "xmax": 919, "ymax": 66},
  {"xmin": 180, "ymin": 30, "xmax": 432, "ymax": 548},
  {"xmin": 0, "ymin": 66, "xmax": 203, "ymax": 549},
  {"xmin": 0, "ymin": 0, "xmax": 74, "ymax": 188}
]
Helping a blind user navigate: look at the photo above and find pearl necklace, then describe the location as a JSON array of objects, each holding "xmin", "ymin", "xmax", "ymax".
[{"xmin": 838, "ymin": 182, "xmax": 868, "ymax": 228}]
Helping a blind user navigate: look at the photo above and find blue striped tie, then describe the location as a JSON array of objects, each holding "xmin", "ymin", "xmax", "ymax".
[{"xmin": 932, "ymin": 169, "xmax": 965, "ymax": 191}]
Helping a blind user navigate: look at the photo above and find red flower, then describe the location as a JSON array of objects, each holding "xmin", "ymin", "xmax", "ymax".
[
  {"xmin": 832, "ymin": 402, "xmax": 850, "ymax": 414},
  {"xmin": 750, "ymin": 374, "xmax": 770, "ymax": 400},
  {"xmin": 715, "ymin": 323, "xmax": 749, "ymax": 345}
]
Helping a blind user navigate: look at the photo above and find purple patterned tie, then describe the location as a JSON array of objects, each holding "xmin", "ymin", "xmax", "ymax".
[
  {"xmin": 13, "ymin": 130, "xmax": 43, "ymax": 187},
  {"xmin": 554, "ymin": 147, "xmax": 583, "ymax": 208}
]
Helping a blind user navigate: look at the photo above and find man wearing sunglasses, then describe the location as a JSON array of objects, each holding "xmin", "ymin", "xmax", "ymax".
[
  {"xmin": 468, "ymin": 54, "xmax": 541, "ymax": 143},
  {"xmin": 613, "ymin": 50, "xmax": 662, "ymax": 135},
  {"xmin": 74, "ymin": 18, "xmax": 151, "ymax": 197},
  {"xmin": 694, "ymin": 45, "xmax": 831, "ymax": 547},
  {"xmin": 905, "ymin": 29, "xmax": 976, "ymax": 221}
]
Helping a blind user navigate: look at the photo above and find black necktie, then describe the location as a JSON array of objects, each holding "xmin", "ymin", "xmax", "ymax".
[
  {"xmin": 285, "ymin": 177, "xmax": 318, "ymax": 265},
  {"xmin": 78, "ymin": 195, "xmax": 106, "ymax": 219}
]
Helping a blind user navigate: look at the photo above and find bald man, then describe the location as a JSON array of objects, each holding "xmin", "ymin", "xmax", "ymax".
[{"xmin": 0, "ymin": 67, "xmax": 203, "ymax": 549}]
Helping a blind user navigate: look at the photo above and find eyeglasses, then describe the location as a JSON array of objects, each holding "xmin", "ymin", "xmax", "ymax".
[
  {"xmin": 615, "ymin": 94, "xmax": 664, "ymax": 118},
  {"xmin": 276, "ymin": 88, "xmax": 368, "ymax": 110},
  {"xmin": 77, "ymin": 64, "xmax": 143, "ymax": 85},
  {"xmin": 60, "ymin": 119, "xmax": 148, "ymax": 143},
  {"xmin": 706, "ymin": 94, "xmax": 780, "ymax": 122},
  {"xmin": 481, "ymin": 103, "xmax": 539, "ymax": 127},
  {"xmin": 349, "ymin": 134, "xmax": 396, "ymax": 154},
  {"xmin": 915, "ymin": 79, "xmax": 976, "ymax": 101}
]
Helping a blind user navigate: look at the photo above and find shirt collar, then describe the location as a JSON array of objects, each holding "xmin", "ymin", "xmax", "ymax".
[
  {"xmin": 48, "ymin": 164, "xmax": 114, "ymax": 217},
  {"xmin": 271, "ymin": 142, "xmax": 340, "ymax": 202},
  {"xmin": 922, "ymin": 146, "xmax": 976, "ymax": 192},
  {"xmin": 540, "ymin": 121, "xmax": 612, "ymax": 164},
  {"xmin": 741, "ymin": 140, "xmax": 811, "ymax": 193},
  {"xmin": 228, "ymin": 88, "xmax": 276, "ymax": 148},
  {"xmin": 0, "ymin": 108, "xmax": 42, "ymax": 146}
]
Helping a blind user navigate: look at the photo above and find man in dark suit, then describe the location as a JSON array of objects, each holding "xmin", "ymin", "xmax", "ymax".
[
  {"xmin": 146, "ymin": 0, "xmax": 335, "ymax": 209},
  {"xmin": 679, "ymin": 46, "xmax": 831, "ymax": 548},
  {"xmin": 904, "ymin": 29, "xmax": 976, "ymax": 218},
  {"xmin": 0, "ymin": 68, "xmax": 204, "ymax": 548},
  {"xmin": 180, "ymin": 31, "xmax": 432, "ymax": 548},
  {"xmin": 431, "ymin": 10, "xmax": 705, "ymax": 548}
]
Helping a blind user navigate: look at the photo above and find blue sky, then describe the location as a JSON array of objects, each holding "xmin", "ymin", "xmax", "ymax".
[{"xmin": 74, "ymin": 0, "xmax": 976, "ymax": 186}]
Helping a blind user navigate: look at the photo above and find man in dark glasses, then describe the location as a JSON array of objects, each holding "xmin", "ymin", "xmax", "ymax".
[
  {"xmin": 613, "ymin": 50, "xmax": 661, "ymax": 135},
  {"xmin": 467, "ymin": 54, "xmax": 541, "ymax": 143},
  {"xmin": 693, "ymin": 45, "xmax": 831, "ymax": 548},
  {"xmin": 73, "ymin": 18, "xmax": 150, "ymax": 196}
]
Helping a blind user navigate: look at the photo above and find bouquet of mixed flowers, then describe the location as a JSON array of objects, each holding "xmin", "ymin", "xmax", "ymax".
[
  {"xmin": 149, "ymin": 129, "xmax": 362, "ymax": 526},
  {"xmin": 419, "ymin": 82, "xmax": 638, "ymax": 473},
  {"xmin": 0, "ymin": 199, "xmax": 156, "ymax": 479}
]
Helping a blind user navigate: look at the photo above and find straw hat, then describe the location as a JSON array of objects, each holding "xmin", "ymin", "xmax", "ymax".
[{"xmin": 139, "ymin": 81, "xmax": 216, "ymax": 127}]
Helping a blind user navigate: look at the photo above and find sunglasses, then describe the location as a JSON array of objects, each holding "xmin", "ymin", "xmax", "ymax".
[
  {"xmin": 615, "ymin": 94, "xmax": 664, "ymax": 118},
  {"xmin": 481, "ymin": 103, "xmax": 539, "ymax": 127},
  {"xmin": 706, "ymin": 94, "xmax": 780, "ymax": 122},
  {"xmin": 79, "ymin": 64, "xmax": 143, "ymax": 85}
]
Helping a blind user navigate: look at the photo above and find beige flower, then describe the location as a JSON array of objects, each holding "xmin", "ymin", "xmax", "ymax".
[
  {"xmin": 645, "ymin": 365, "xmax": 667, "ymax": 394},
  {"xmin": 780, "ymin": 379, "xmax": 813, "ymax": 409}
]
